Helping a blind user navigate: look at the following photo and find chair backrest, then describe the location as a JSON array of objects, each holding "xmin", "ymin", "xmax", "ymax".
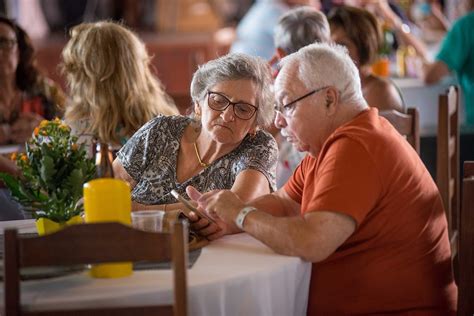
[
  {"xmin": 436, "ymin": 86, "xmax": 460, "ymax": 257},
  {"xmin": 379, "ymin": 107, "xmax": 420, "ymax": 155},
  {"xmin": 4, "ymin": 221, "xmax": 188, "ymax": 316},
  {"xmin": 458, "ymin": 161, "xmax": 474, "ymax": 315}
]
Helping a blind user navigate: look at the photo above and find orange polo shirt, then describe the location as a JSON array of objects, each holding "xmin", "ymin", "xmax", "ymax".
[{"xmin": 284, "ymin": 108, "xmax": 457, "ymax": 315}]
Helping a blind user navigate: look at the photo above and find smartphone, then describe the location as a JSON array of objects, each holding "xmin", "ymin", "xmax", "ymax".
[{"xmin": 170, "ymin": 190, "xmax": 215, "ymax": 224}]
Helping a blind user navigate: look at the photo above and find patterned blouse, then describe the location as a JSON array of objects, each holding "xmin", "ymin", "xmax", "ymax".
[{"xmin": 117, "ymin": 115, "xmax": 278, "ymax": 204}]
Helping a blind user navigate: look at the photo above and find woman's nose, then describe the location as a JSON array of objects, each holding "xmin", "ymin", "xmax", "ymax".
[
  {"xmin": 274, "ymin": 111, "xmax": 287, "ymax": 129},
  {"xmin": 220, "ymin": 105, "xmax": 235, "ymax": 122}
]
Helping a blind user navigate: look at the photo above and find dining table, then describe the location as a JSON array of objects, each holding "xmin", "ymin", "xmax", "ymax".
[{"xmin": 0, "ymin": 219, "xmax": 311, "ymax": 316}]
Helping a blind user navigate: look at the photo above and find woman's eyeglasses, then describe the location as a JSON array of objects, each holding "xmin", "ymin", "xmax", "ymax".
[
  {"xmin": 207, "ymin": 91, "xmax": 258, "ymax": 120},
  {"xmin": 0, "ymin": 38, "xmax": 17, "ymax": 51}
]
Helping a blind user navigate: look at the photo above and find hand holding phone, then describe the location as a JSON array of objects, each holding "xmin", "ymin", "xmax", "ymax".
[{"xmin": 170, "ymin": 190, "xmax": 216, "ymax": 224}]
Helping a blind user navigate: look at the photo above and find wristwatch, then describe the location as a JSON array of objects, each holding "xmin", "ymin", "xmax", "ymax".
[{"xmin": 235, "ymin": 206, "xmax": 257, "ymax": 230}]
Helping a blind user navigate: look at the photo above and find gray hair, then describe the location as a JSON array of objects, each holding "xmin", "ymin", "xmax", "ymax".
[
  {"xmin": 190, "ymin": 53, "xmax": 274, "ymax": 128},
  {"xmin": 280, "ymin": 42, "xmax": 366, "ymax": 106},
  {"xmin": 274, "ymin": 7, "xmax": 330, "ymax": 55}
]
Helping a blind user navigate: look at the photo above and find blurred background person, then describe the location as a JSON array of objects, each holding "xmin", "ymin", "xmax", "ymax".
[
  {"xmin": 60, "ymin": 21, "xmax": 178, "ymax": 154},
  {"xmin": 423, "ymin": 5, "xmax": 474, "ymax": 128},
  {"xmin": 113, "ymin": 53, "xmax": 278, "ymax": 212},
  {"xmin": 230, "ymin": 0, "xmax": 321, "ymax": 60},
  {"xmin": 328, "ymin": 6, "xmax": 404, "ymax": 111},
  {"xmin": 0, "ymin": 15, "xmax": 64, "ymax": 220},
  {"xmin": 271, "ymin": 6, "xmax": 331, "ymax": 187},
  {"xmin": 0, "ymin": 15, "xmax": 64, "ymax": 145}
]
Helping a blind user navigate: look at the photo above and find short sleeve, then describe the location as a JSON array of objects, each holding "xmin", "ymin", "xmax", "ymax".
[
  {"xmin": 233, "ymin": 131, "xmax": 278, "ymax": 191},
  {"xmin": 284, "ymin": 155, "xmax": 313, "ymax": 204},
  {"xmin": 436, "ymin": 15, "xmax": 471, "ymax": 71},
  {"xmin": 116, "ymin": 116, "xmax": 163, "ymax": 182},
  {"xmin": 307, "ymin": 138, "xmax": 382, "ymax": 225}
]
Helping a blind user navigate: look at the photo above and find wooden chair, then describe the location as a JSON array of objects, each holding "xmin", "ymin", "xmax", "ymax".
[
  {"xmin": 3, "ymin": 221, "xmax": 188, "ymax": 316},
  {"xmin": 436, "ymin": 86, "xmax": 460, "ymax": 257},
  {"xmin": 379, "ymin": 107, "xmax": 420, "ymax": 155},
  {"xmin": 458, "ymin": 161, "xmax": 474, "ymax": 315}
]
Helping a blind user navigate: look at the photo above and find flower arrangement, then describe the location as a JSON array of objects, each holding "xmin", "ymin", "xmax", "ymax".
[{"xmin": 0, "ymin": 118, "xmax": 96, "ymax": 222}]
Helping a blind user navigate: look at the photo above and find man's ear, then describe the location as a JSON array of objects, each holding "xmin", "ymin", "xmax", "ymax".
[{"xmin": 325, "ymin": 87, "xmax": 339, "ymax": 116}]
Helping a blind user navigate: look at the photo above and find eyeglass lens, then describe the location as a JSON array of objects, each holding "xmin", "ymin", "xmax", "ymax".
[{"xmin": 208, "ymin": 92, "xmax": 257, "ymax": 120}]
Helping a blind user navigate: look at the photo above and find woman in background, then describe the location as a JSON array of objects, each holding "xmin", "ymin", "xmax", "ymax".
[
  {"xmin": 61, "ymin": 21, "xmax": 178, "ymax": 153},
  {"xmin": 328, "ymin": 6, "xmax": 404, "ymax": 111},
  {"xmin": 0, "ymin": 16, "xmax": 64, "ymax": 220},
  {"xmin": 0, "ymin": 16, "xmax": 64, "ymax": 145}
]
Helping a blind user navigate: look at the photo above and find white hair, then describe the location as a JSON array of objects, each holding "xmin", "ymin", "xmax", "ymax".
[
  {"xmin": 279, "ymin": 42, "xmax": 366, "ymax": 106},
  {"xmin": 274, "ymin": 6, "xmax": 330, "ymax": 55}
]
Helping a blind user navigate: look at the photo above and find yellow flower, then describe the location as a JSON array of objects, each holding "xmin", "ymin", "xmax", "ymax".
[
  {"xmin": 10, "ymin": 152, "xmax": 17, "ymax": 161},
  {"xmin": 39, "ymin": 120, "xmax": 49, "ymax": 128},
  {"xmin": 53, "ymin": 117, "xmax": 62, "ymax": 124},
  {"xmin": 20, "ymin": 154, "xmax": 28, "ymax": 162},
  {"xmin": 59, "ymin": 123, "xmax": 70, "ymax": 131},
  {"xmin": 34, "ymin": 127, "xmax": 40, "ymax": 136}
]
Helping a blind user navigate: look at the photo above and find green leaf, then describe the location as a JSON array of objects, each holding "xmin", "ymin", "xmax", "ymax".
[
  {"xmin": 0, "ymin": 173, "xmax": 28, "ymax": 200},
  {"xmin": 66, "ymin": 168, "xmax": 84, "ymax": 200},
  {"xmin": 40, "ymin": 155, "xmax": 55, "ymax": 189}
]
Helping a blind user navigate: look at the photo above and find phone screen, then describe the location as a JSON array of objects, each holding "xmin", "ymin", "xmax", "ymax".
[{"xmin": 170, "ymin": 190, "xmax": 215, "ymax": 223}]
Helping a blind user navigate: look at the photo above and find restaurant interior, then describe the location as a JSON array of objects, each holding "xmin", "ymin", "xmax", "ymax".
[{"xmin": 0, "ymin": 0, "xmax": 473, "ymax": 315}]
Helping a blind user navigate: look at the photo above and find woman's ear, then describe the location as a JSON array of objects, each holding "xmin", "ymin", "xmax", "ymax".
[{"xmin": 194, "ymin": 102, "xmax": 201, "ymax": 116}]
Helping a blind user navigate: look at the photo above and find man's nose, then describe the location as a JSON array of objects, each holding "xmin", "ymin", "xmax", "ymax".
[{"xmin": 274, "ymin": 111, "xmax": 287, "ymax": 129}]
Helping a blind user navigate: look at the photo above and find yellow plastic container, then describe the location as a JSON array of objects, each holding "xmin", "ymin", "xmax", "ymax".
[
  {"xmin": 83, "ymin": 178, "xmax": 132, "ymax": 278},
  {"xmin": 35, "ymin": 215, "xmax": 83, "ymax": 236}
]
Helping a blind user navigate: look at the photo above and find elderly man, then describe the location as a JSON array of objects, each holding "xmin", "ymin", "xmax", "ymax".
[{"xmin": 187, "ymin": 43, "xmax": 457, "ymax": 314}]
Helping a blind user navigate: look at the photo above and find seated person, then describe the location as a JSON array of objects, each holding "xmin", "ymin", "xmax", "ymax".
[
  {"xmin": 113, "ymin": 53, "xmax": 278, "ymax": 211},
  {"xmin": 188, "ymin": 43, "xmax": 457, "ymax": 314},
  {"xmin": 0, "ymin": 16, "xmax": 63, "ymax": 220},
  {"xmin": 230, "ymin": 0, "xmax": 321, "ymax": 60},
  {"xmin": 423, "ymin": 10, "xmax": 474, "ymax": 128},
  {"xmin": 60, "ymin": 21, "xmax": 178, "ymax": 155},
  {"xmin": 328, "ymin": 5, "xmax": 405, "ymax": 111},
  {"xmin": 271, "ymin": 6, "xmax": 331, "ymax": 187},
  {"xmin": 0, "ymin": 16, "xmax": 64, "ymax": 145}
]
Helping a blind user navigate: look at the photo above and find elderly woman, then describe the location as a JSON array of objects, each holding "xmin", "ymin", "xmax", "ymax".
[
  {"xmin": 0, "ymin": 16, "xmax": 64, "ymax": 145},
  {"xmin": 328, "ymin": 6, "xmax": 404, "ymax": 111},
  {"xmin": 61, "ymin": 21, "xmax": 177, "ymax": 153},
  {"xmin": 113, "ymin": 53, "xmax": 278, "ymax": 211}
]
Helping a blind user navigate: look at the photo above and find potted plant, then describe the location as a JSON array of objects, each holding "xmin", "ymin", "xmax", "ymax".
[{"xmin": 0, "ymin": 118, "xmax": 96, "ymax": 234}]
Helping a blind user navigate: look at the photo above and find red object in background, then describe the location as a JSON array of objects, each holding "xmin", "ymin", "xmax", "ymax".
[{"xmin": 20, "ymin": 96, "xmax": 44, "ymax": 116}]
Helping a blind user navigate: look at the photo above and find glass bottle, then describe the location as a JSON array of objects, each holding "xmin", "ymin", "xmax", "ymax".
[{"xmin": 95, "ymin": 142, "xmax": 114, "ymax": 178}]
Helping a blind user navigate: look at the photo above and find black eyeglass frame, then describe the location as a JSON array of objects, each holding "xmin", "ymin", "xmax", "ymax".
[
  {"xmin": 207, "ymin": 91, "xmax": 258, "ymax": 120},
  {"xmin": 274, "ymin": 86, "xmax": 329, "ymax": 117}
]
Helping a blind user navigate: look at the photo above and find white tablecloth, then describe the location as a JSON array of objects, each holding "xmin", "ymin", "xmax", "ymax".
[{"xmin": 0, "ymin": 220, "xmax": 311, "ymax": 316}]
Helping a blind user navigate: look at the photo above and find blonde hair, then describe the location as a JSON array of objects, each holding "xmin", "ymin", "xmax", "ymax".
[{"xmin": 61, "ymin": 21, "xmax": 177, "ymax": 145}]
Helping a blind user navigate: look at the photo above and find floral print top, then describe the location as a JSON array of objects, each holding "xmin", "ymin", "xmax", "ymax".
[{"xmin": 117, "ymin": 115, "xmax": 278, "ymax": 204}]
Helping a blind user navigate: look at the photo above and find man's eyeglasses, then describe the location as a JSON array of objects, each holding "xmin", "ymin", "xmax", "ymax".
[
  {"xmin": 274, "ymin": 86, "xmax": 328, "ymax": 117},
  {"xmin": 207, "ymin": 91, "xmax": 258, "ymax": 120},
  {"xmin": 0, "ymin": 38, "xmax": 17, "ymax": 51}
]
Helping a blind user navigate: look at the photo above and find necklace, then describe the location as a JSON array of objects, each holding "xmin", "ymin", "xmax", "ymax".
[{"xmin": 193, "ymin": 142, "xmax": 209, "ymax": 168}]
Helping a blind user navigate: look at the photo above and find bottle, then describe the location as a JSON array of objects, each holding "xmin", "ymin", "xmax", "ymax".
[{"xmin": 95, "ymin": 142, "xmax": 114, "ymax": 178}]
